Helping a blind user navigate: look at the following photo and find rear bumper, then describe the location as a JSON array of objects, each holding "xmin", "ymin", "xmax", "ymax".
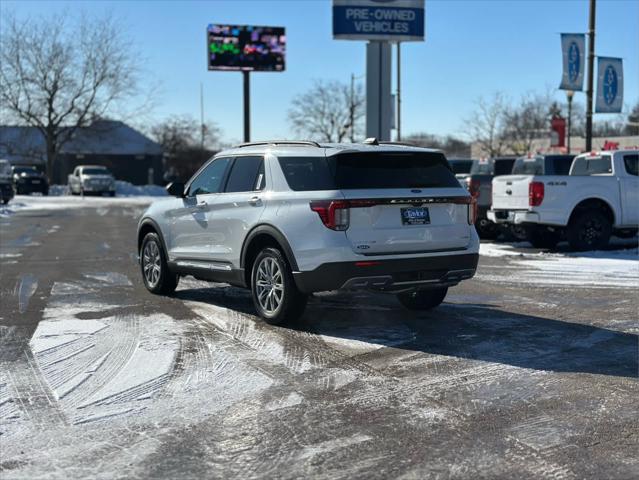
[
  {"xmin": 293, "ymin": 253, "xmax": 479, "ymax": 293},
  {"xmin": 488, "ymin": 209, "xmax": 540, "ymax": 225}
]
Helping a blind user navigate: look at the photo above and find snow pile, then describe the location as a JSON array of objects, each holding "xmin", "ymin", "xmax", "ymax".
[
  {"xmin": 0, "ymin": 194, "xmax": 161, "ymax": 217},
  {"xmin": 47, "ymin": 181, "xmax": 167, "ymax": 197}
]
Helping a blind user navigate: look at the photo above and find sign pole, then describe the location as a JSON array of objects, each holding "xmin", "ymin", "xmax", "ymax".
[
  {"xmin": 396, "ymin": 42, "xmax": 401, "ymax": 141},
  {"xmin": 243, "ymin": 71, "xmax": 250, "ymax": 142},
  {"xmin": 585, "ymin": 0, "xmax": 596, "ymax": 151}
]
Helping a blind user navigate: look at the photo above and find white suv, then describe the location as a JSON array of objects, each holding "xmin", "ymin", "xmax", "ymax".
[{"xmin": 137, "ymin": 140, "xmax": 480, "ymax": 324}]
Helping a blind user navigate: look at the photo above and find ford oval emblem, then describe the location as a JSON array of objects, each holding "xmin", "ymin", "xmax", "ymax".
[{"xmin": 411, "ymin": 189, "xmax": 422, "ymax": 193}]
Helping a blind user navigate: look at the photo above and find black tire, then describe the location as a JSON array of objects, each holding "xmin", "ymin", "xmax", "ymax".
[
  {"xmin": 109, "ymin": 191, "xmax": 116, "ymax": 197},
  {"xmin": 250, "ymin": 247, "xmax": 307, "ymax": 325},
  {"xmin": 397, "ymin": 287, "xmax": 448, "ymax": 311},
  {"xmin": 526, "ymin": 226, "xmax": 560, "ymax": 249},
  {"xmin": 42, "ymin": 188, "xmax": 49, "ymax": 196},
  {"xmin": 140, "ymin": 232, "xmax": 178, "ymax": 294},
  {"xmin": 567, "ymin": 210, "xmax": 612, "ymax": 251},
  {"xmin": 1, "ymin": 198, "xmax": 8, "ymax": 205},
  {"xmin": 476, "ymin": 218, "xmax": 498, "ymax": 239}
]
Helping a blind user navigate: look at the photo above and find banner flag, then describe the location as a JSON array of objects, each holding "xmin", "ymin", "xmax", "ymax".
[
  {"xmin": 595, "ymin": 57, "xmax": 623, "ymax": 113},
  {"xmin": 559, "ymin": 33, "xmax": 585, "ymax": 91}
]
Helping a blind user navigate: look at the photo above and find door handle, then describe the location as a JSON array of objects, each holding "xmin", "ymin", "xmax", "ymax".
[
  {"xmin": 196, "ymin": 201, "xmax": 207, "ymax": 209},
  {"xmin": 248, "ymin": 196, "xmax": 261, "ymax": 206}
]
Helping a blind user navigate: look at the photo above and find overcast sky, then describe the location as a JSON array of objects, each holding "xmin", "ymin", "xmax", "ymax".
[{"xmin": 4, "ymin": 0, "xmax": 638, "ymax": 143}]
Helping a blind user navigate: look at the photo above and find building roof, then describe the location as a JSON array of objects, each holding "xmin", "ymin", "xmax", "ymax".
[{"xmin": 0, "ymin": 120, "xmax": 163, "ymax": 165}]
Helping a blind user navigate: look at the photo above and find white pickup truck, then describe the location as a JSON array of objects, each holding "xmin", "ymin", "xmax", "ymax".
[
  {"xmin": 68, "ymin": 165, "xmax": 116, "ymax": 196},
  {"xmin": 488, "ymin": 150, "xmax": 639, "ymax": 250}
]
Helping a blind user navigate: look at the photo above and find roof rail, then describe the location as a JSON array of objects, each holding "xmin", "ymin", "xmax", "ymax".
[
  {"xmin": 378, "ymin": 141, "xmax": 417, "ymax": 147},
  {"xmin": 234, "ymin": 140, "xmax": 321, "ymax": 148},
  {"xmin": 362, "ymin": 137, "xmax": 379, "ymax": 145}
]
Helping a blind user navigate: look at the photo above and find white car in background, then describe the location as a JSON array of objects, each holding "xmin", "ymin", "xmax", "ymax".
[
  {"xmin": 488, "ymin": 150, "xmax": 639, "ymax": 250},
  {"xmin": 68, "ymin": 165, "xmax": 116, "ymax": 196},
  {"xmin": 137, "ymin": 140, "xmax": 480, "ymax": 324}
]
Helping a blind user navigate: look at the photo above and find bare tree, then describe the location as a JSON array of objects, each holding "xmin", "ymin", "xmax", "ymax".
[
  {"xmin": 501, "ymin": 92, "xmax": 553, "ymax": 155},
  {"xmin": 465, "ymin": 92, "xmax": 507, "ymax": 158},
  {"xmin": 624, "ymin": 101, "xmax": 639, "ymax": 136},
  {"xmin": 402, "ymin": 132, "xmax": 470, "ymax": 158},
  {"xmin": 287, "ymin": 79, "xmax": 364, "ymax": 143},
  {"xmin": 151, "ymin": 115, "xmax": 220, "ymax": 155},
  {"xmin": 0, "ymin": 12, "xmax": 144, "ymax": 178}
]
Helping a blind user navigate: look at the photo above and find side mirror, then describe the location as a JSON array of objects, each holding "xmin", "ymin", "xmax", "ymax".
[{"xmin": 166, "ymin": 182, "xmax": 185, "ymax": 197}]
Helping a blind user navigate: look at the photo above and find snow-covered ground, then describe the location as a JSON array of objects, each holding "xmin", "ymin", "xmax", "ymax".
[
  {"xmin": 0, "ymin": 192, "xmax": 165, "ymax": 217},
  {"xmin": 479, "ymin": 241, "xmax": 639, "ymax": 289}
]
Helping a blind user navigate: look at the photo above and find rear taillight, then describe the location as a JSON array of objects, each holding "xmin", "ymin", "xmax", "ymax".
[
  {"xmin": 529, "ymin": 182, "xmax": 544, "ymax": 207},
  {"xmin": 466, "ymin": 178, "xmax": 481, "ymax": 198},
  {"xmin": 310, "ymin": 200, "xmax": 350, "ymax": 231},
  {"xmin": 468, "ymin": 198, "xmax": 478, "ymax": 225}
]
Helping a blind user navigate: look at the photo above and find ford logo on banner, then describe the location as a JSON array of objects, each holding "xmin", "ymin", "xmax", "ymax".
[
  {"xmin": 559, "ymin": 33, "xmax": 585, "ymax": 91},
  {"xmin": 333, "ymin": 0, "xmax": 425, "ymax": 42},
  {"xmin": 596, "ymin": 57, "xmax": 623, "ymax": 113}
]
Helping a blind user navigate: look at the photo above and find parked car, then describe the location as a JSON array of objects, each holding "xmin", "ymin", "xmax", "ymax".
[
  {"xmin": 12, "ymin": 166, "xmax": 49, "ymax": 195},
  {"xmin": 464, "ymin": 156, "xmax": 517, "ymax": 238},
  {"xmin": 68, "ymin": 165, "xmax": 116, "ymax": 196},
  {"xmin": 448, "ymin": 158, "xmax": 475, "ymax": 183},
  {"xmin": 0, "ymin": 159, "xmax": 15, "ymax": 205},
  {"xmin": 137, "ymin": 140, "xmax": 480, "ymax": 324},
  {"xmin": 488, "ymin": 150, "xmax": 639, "ymax": 250}
]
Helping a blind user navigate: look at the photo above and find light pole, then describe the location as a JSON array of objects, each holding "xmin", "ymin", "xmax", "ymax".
[
  {"xmin": 566, "ymin": 90, "xmax": 574, "ymax": 152},
  {"xmin": 350, "ymin": 73, "xmax": 364, "ymax": 143}
]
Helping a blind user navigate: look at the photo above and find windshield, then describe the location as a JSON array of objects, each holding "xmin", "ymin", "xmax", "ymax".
[
  {"xmin": 512, "ymin": 157, "xmax": 544, "ymax": 175},
  {"xmin": 470, "ymin": 159, "xmax": 493, "ymax": 175},
  {"xmin": 448, "ymin": 160, "xmax": 474, "ymax": 175},
  {"xmin": 82, "ymin": 168, "xmax": 110, "ymax": 175},
  {"xmin": 13, "ymin": 167, "xmax": 38, "ymax": 174}
]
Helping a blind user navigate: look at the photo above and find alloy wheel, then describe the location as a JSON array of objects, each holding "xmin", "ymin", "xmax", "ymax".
[
  {"xmin": 142, "ymin": 240, "xmax": 162, "ymax": 288},
  {"xmin": 255, "ymin": 257, "xmax": 284, "ymax": 314}
]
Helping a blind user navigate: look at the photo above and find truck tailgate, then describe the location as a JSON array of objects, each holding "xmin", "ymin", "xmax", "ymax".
[{"xmin": 492, "ymin": 175, "xmax": 532, "ymax": 209}]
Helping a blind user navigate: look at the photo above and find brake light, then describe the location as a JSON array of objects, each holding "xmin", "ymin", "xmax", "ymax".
[
  {"xmin": 468, "ymin": 198, "xmax": 478, "ymax": 225},
  {"xmin": 466, "ymin": 178, "xmax": 481, "ymax": 198},
  {"xmin": 310, "ymin": 200, "xmax": 350, "ymax": 231},
  {"xmin": 529, "ymin": 182, "xmax": 544, "ymax": 207}
]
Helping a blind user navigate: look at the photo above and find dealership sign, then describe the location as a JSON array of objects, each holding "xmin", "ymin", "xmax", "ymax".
[
  {"xmin": 595, "ymin": 57, "xmax": 623, "ymax": 113},
  {"xmin": 559, "ymin": 33, "xmax": 585, "ymax": 91},
  {"xmin": 333, "ymin": 0, "xmax": 425, "ymax": 42}
]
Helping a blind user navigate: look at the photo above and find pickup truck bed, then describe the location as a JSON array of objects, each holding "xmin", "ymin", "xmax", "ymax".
[{"xmin": 488, "ymin": 150, "xmax": 639, "ymax": 250}]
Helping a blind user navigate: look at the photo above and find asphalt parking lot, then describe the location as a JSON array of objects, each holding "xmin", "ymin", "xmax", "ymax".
[{"xmin": 1, "ymin": 196, "xmax": 638, "ymax": 479}]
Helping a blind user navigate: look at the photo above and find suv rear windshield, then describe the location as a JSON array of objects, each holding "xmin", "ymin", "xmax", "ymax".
[
  {"xmin": 470, "ymin": 158, "xmax": 514, "ymax": 176},
  {"xmin": 278, "ymin": 152, "xmax": 460, "ymax": 191}
]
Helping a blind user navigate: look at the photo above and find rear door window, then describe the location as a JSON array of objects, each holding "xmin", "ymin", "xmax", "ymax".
[
  {"xmin": 623, "ymin": 154, "xmax": 638, "ymax": 176},
  {"xmin": 224, "ymin": 156, "xmax": 264, "ymax": 192},
  {"xmin": 570, "ymin": 155, "xmax": 613, "ymax": 175},
  {"xmin": 330, "ymin": 152, "xmax": 460, "ymax": 189}
]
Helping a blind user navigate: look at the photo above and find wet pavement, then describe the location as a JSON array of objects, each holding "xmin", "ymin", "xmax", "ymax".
[{"xmin": 1, "ymin": 196, "xmax": 637, "ymax": 479}]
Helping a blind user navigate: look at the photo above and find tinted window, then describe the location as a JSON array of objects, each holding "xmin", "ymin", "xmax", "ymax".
[
  {"xmin": 494, "ymin": 159, "xmax": 516, "ymax": 176},
  {"xmin": 512, "ymin": 157, "xmax": 544, "ymax": 175},
  {"xmin": 331, "ymin": 152, "xmax": 460, "ymax": 189},
  {"xmin": 225, "ymin": 156, "xmax": 264, "ymax": 192},
  {"xmin": 470, "ymin": 159, "xmax": 493, "ymax": 175},
  {"xmin": 278, "ymin": 157, "xmax": 335, "ymax": 191},
  {"xmin": 570, "ymin": 156, "xmax": 613, "ymax": 175},
  {"xmin": 547, "ymin": 155, "xmax": 575, "ymax": 175},
  {"xmin": 624, "ymin": 154, "xmax": 638, "ymax": 176},
  {"xmin": 448, "ymin": 160, "xmax": 473, "ymax": 175},
  {"xmin": 82, "ymin": 168, "xmax": 109, "ymax": 175},
  {"xmin": 189, "ymin": 157, "xmax": 231, "ymax": 195},
  {"xmin": 13, "ymin": 167, "xmax": 38, "ymax": 174}
]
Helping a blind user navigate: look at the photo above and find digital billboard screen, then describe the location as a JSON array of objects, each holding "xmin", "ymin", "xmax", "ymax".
[{"xmin": 207, "ymin": 24, "xmax": 286, "ymax": 72}]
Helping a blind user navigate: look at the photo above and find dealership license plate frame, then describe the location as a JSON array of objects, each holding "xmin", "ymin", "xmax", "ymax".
[{"xmin": 401, "ymin": 207, "xmax": 430, "ymax": 225}]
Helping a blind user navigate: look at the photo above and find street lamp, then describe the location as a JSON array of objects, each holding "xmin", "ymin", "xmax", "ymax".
[{"xmin": 566, "ymin": 90, "xmax": 574, "ymax": 153}]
